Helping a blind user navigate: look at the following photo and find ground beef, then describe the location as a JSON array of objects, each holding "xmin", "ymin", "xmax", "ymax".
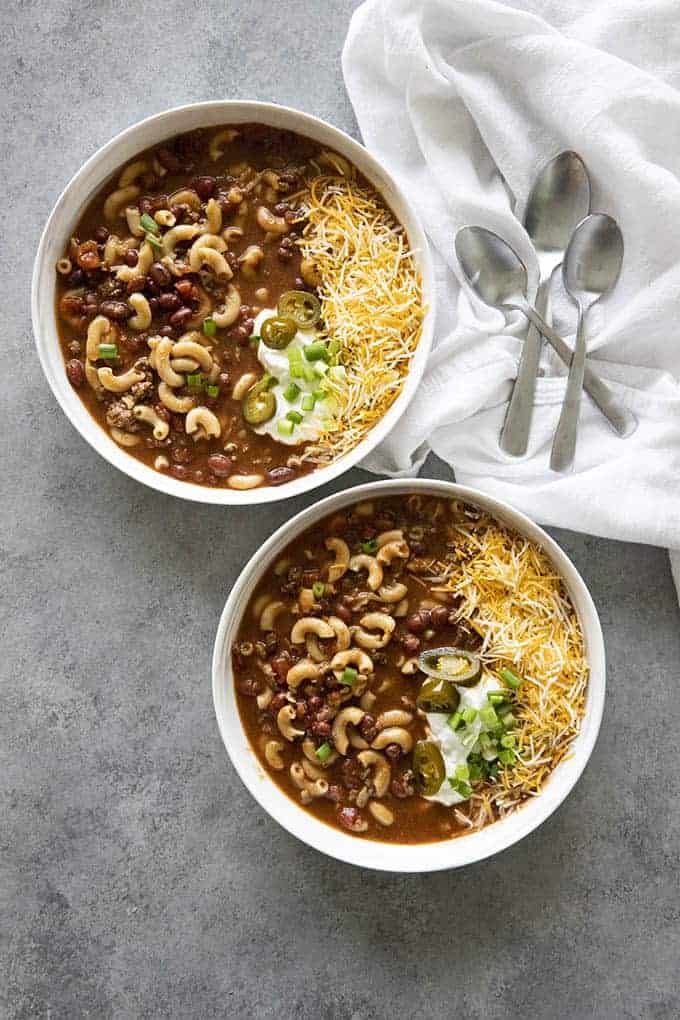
[{"xmin": 105, "ymin": 401, "xmax": 140, "ymax": 432}]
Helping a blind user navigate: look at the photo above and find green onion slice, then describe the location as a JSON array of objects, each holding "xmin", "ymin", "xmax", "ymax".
[
  {"xmin": 339, "ymin": 666, "xmax": 357, "ymax": 687},
  {"xmin": 277, "ymin": 418, "xmax": 294, "ymax": 437},
  {"xmin": 499, "ymin": 667, "xmax": 522, "ymax": 690},
  {"xmin": 303, "ymin": 342, "xmax": 328, "ymax": 362},
  {"xmin": 203, "ymin": 317, "xmax": 217, "ymax": 337},
  {"xmin": 286, "ymin": 410, "xmax": 303, "ymax": 424},
  {"xmin": 98, "ymin": 343, "xmax": 118, "ymax": 360},
  {"xmin": 315, "ymin": 742, "xmax": 332, "ymax": 762},
  {"xmin": 205, "ymin": 384, "xmax": 219, "ymax": 398},
  {"xmin": 186, "ymin": 373, "xmax": 204, "ymax": 389},
  {"xmin": 145, "ymin": 232, "xmax": 163, "ymax": 251},
  {"xmin": 360, "ymin": 538, "xmax": 378, "ymax": 554},
  {"xmin": 301, "ymin": 394, "xmax": 316, "ymax": 412},
  {"xmin": 283, "ymin": 382, "xmax": 301, "ymax": 403},
  {"xmin": 140, "ymin": 212, "xmax": 160, "ymax": 235},
  {"xmin": 312, "ymin": 581, "xmax": 325, "ymax": 599}
]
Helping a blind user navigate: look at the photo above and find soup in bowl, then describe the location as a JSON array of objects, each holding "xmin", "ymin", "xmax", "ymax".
[
  {"xmin": 212, "ymin": 480, "xmax": 605, "ymax": 870},
  {"xmin": 33, "ymin": 102, "xmax": 434, "ymax": 503}
]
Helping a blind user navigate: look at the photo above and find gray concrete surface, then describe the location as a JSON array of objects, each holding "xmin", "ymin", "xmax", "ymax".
[{"xmin": 2, "ymin": 2, "xmax": 679, "ymax": 1017}]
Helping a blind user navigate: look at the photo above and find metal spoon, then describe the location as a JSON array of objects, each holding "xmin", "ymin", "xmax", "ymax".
[
  {"xmin": 550, "ymin": 213, "xmax": 625, "ymax": 471},
  {"xmin": 455, "ymin": 225, "xmax": 636, "ymax": 439},
  {"xmin": 501, "ymin": 151, "xmax": 591, "ymax": 456}
]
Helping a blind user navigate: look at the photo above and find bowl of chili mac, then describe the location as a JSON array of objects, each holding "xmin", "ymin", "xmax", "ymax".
[
  {"xmin": 32, "ymin": 101, "xmax": 434, "ymax": 502},
  {"xmin": 212, "ymin": 479, "xmax": 606, "ymax": 871}
]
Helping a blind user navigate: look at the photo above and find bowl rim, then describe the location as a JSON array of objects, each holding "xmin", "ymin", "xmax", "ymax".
[
  {"xmin": 31, "ymin": 99, "xmax": 435, "ymax": 505},
  {"xmin": 212, "ymin": 478, "xmax": 606, "ymax": 872}
]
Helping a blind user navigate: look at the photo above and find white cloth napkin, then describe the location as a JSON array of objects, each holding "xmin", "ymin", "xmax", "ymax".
[{"xmin": 342, "ymin": 0, "xmax": 680, "ymax": 586}]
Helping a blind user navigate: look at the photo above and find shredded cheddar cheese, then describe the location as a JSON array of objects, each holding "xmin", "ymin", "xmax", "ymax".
[
  {"xmin": 297, "ymin": 171, "xmax": 425, "ymax": 462},
  {"xmin": 415, "ymin": 501, "xmax": 588, "ymax": 823}
]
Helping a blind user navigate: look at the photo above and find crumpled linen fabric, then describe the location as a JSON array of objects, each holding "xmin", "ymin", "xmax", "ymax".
[{"xmin": 342, "ymin": 0, "xmax": 680, "ymax": 586}]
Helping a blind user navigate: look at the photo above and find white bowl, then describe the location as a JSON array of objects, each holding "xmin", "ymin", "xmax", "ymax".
[
  {"xmin": 212, "ymin": 479, "xmax": 606, "ymax": 872},
  {"xmin": 32, "ymin": 101, "xmax": 435, "ymax": 504}
]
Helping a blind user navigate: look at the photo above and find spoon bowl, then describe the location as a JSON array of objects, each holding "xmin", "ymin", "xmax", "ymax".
[
  {"xmin": 455, "ymin": 225, "xmax": 528, "ymax": 309},
  {"xmin": 525, "ymin": 152, "xmax": 591, "ymax": 259},
  {"xmin": 563, "ymin": 213, "xmax": 624, "ymax": 302}
]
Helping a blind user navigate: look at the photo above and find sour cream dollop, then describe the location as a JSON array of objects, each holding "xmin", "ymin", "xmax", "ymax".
[
  {"xmin": 424, "ymin": 674, "xmax": 501, "ymax": 806},
  {"xmin": 250, "ymin": 308, "xmax": 334, "ymax": 446}
]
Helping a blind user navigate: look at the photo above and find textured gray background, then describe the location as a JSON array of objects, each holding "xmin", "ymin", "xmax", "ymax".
[{"xmin": 2, "ymin": 1, "xmax": 679, "ymax": 1018}]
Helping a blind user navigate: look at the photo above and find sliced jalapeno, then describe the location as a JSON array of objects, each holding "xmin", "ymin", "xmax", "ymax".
[
  {"xmin": 413, "ymin": 740, "xmax": 446, "ymax": 796},
  {"xmin": 416, "ymin": 676, "xmax": 460, "ymax": 714},
  {"xmin": 418, "ymin": 647, "xmax": 482, "ymax": 688},
  {"xmin": 260, "ymin": 315, "xmax": 297, "ymax": 349},
  {"xmin": 242, "ymin": 375, "xmax": 276, "ymax": 426},
  {"xmin": 278, "ymin": 290, "xmax": 321, "ymax": 329}
]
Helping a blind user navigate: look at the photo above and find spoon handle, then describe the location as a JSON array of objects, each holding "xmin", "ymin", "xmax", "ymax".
[
  {"xmin": 514, "ymin": 299, "xmax": 637, "ymax": 439},
  {"xmin": 500, "ymin": 277, "xmax": 551, "ymax": 456},
  {"xmin": 550, "ymin": 306, "xmax": 587, "ymax": 471}
]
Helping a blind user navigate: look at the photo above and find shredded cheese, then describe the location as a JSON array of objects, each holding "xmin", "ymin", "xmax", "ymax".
[
  {"xmin": 414, "ymin": 501, "xmax": 589, "ymax": 823},
  {"xmin": 297, "ymin": 171, "xmax": 425, "ymax": 462}
]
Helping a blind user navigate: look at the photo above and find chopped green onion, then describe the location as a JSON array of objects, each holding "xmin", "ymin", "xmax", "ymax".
[
  {"xmin": 488, "ymin": 691, "xmax": 510, "ymax": 706},
  {"xmin": 447, "ymin": 711, "xmax": 463, "ymax": 731},
  {"xmin": 500, "ymin": 667, "xmax": 522, "ymax": 690},
  {"xmin": 283, "ymin": 382, "xmax": 301, "ymax": 403},
  {"xmin": 303, "ymin": 341, "xmax": 329, "ymax": 362},
  {"xmin": 454, "ymin": 763, "xmax": 469, "ymax": 781},
  {"xmin": 449, "ymin": 779, "xmax": 473, "ymax": 799},
  {"xmin": 460, "ymin": 727, "xmax": 477, "ymax": 749},
  {"xmin": 287, "ymin": 348, "xmax": 304, "ymax": 378},
  {"xmin": 286, "ymin": 410, "xmax": 303, "ymax": 424},
  {"xmin": 361, "ymin": 538, "xmax": 378, "ymax": 554},
  {"xmin": 501, "ymin": 712, "xmax": 516, "ymax": 728},
  {"xmin": 140, "ymin": 212, "xmax": 160, "ymax": 235},
  {"xmin": 497, "ymin": 748, "xmax": 516, "ymax": 765},
  {"xmin": 461, "ymin": 707, "xmax": 478, "ymax": 724},
  {"xmin": 277, "ymin": 419, "xmax": 294, "ymax": 437},
  {"xmin": 480, "ymin": 705, "xmax": 498, "ymax": 728},
  {"xmin": 302, "ymin": 363, "xmax": 317, "ymax": 384},
  {"xmin": 328, "ymin": 339, "xmax": 341, "ymax": 356},
  {"xmin": 202, "ymin": 317, "xmax": 217, "ymax": 337},
  {"xmin": 301, "ymin": 393, "xmax": 316, "ymax": 412},
  {"xmin": 206, "ymin": 384, "xmax": 219, "ymax": 398},
  {"xmin": 145, "ymin": 232, "xmax": 162, "ymax": 251},
  {"xmin": 312, "ymin": 581, "xmax": 325, "ymax": 600},
  {"xmin": 500, "ymin": 732, "xmax": 516, "ymax": 749},
  {"xmin": 97, "ymin": 343, "xmax": 118, "ymax": 360},
  {"xmin": 312, "ymin": 389, "xmax": 326, "ymax": 402},
  {"xmin": 186, "ymin": 373, "xmax": 204, "ymax": 389},
  {"xmin": 340, "ymin": 666, "xmax": 357, "ymax": 687},
  {"xmin": 315, "ymin": 742, "xmax": 332, "ymax": 762},
  {"xmin": 250, "ymin": 334, "xmax": 261, "ymax": 344}
]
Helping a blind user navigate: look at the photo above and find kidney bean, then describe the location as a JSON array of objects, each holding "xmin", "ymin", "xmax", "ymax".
[
  {"xmin": 266, "ymin": 466, "xmax": 295, "ymax": 486},
  {"xmin": 159, "ymin": 291, "xmax": 181, "ymax": 312},
  {"xmin": 384, "ymin": 743, "xmax": 402, "ymax": 760},
  {"xmin": 331, "ymin": 602, "xmax": 351, "ymax": 625},
  {"xmin": 270, "ymin": 692, "xmax": 288, "ymax": 714},
  {"xmin": 159, "ymin": 324, "xmax": 175, "ymax": 338},
  {"xmin": 207, "ymin": 454, "xmax": 233, "ymax": 477},
  {"xmin": 94, "ymin": 225, "xmax": 110, "ymax": 242},
  {"xmin": 169, "ymin": 463, "xmax": 189, "ymax": 481},
  {"xmin": 193, "ymin": 469, "xmax": 206, "ymax": 484},
  {"xmin": 126, "ymin": 275, "xmax": 148, "ymax": 295},
  {"xmin": 66, "ymin": 359, "xmax": 85, "ymax": 387},
  {"xmin": 148, "ymin": 296, "xmax": 159, "ymax": 313},
  {"xmin": 123, "ymin": 248, "xmax": 139, "ymax": 267},
  {"xmin": 169, "ymin": 307, "xmax": 193, "ymax": 328},
  {"xmin": 99, "ymin": 300, "xmax": 130, "ymax": 321},
  {"xmin": 193, "ymin": 175, "xmax": 216, "ymax": 200},
  {"xmin": 359, "ymin": 714, "xmax": 378, "ymax": 743},
  {"xmin": 340, "ymin": 759, "xmax": 365, "ymax": 790},
  {"xmin": 430, "ymin": 606, "xmax": 450, "ymax": 629},
  {"xmin": 67, "ymin": 268, "xmax": 85, "ymax": 286},
  {"xmin": 277, "ymin": 246, "xmax": 294, "ymax": 262},
  {"xmin": 240, "ymin": 317, "xmax": 255, "ymax": 337},
  {"xmin": 295, "ymin": 701, "xmax": 308, "ymax": 719},
  {"xmin": 77, "ymin": 240, "xmax": 100, "ymax": 271},
  {"xmin": 236, "ymin": 676, "xmax": 261, "ymax": 697},
  {"xmin": 271, "ymin": 653, "xmax": 291, "ymax": 680},
  {"xmin": 150, "ymin": 261, "xmax": 171, "ymax": 286},
  {"xmin": 406, "ymin": 612, "xmax": 428, "ymax": 635},
  {"xmin": 402, "ymin": 634, "xmax": 421, "ymax": 655},
  {"xmin": 60, "ymin": 293, "xmax": 85, "ymax": 318}
]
